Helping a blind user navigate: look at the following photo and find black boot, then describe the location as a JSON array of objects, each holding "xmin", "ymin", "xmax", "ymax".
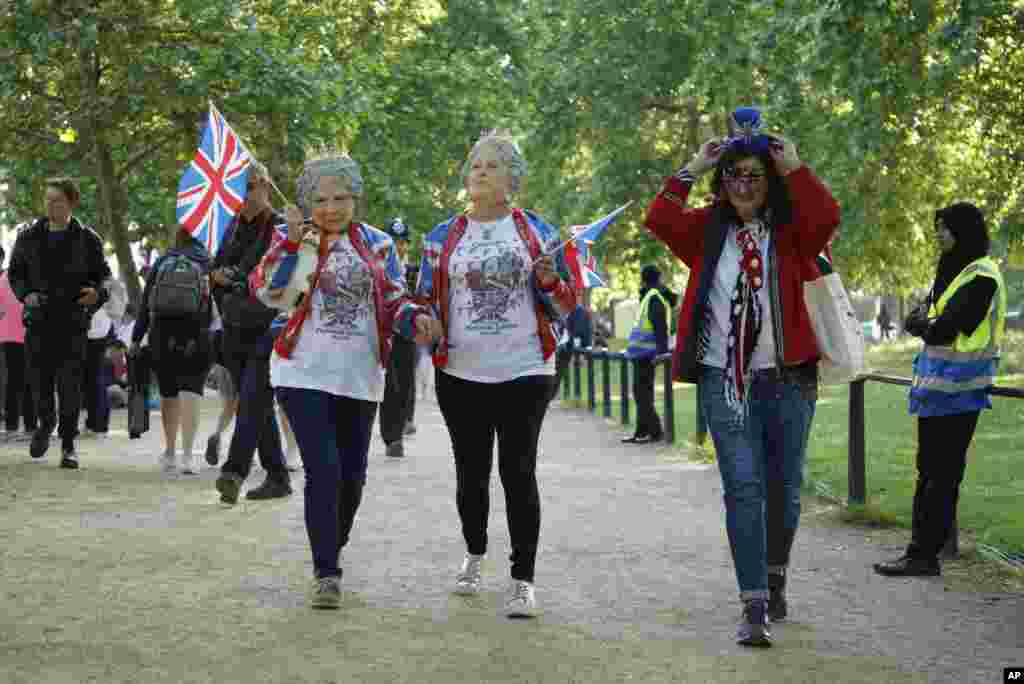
[
  {"xmin": 245, "ymin": 473, "xmax": 292, "ymax": 500},
  {"xmin": 767, "ymin": 571, "xmax": 787, "ymax": 622},
  {"xmin": 336, "ymin": 478, "xmax": 366, "ymax": 558},
  {"xmin": 873, "ymin": 556, "xmax": 940, "ymax": 577}
]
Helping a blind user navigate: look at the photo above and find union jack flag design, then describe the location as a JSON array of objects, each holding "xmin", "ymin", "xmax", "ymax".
[
  {"xmin": 176, "ymin": 104, "xmax": 252, "ymax": 255},
  {"xmin": 560, "ymin": 202, "xmax": 631, "ymax": 289},
  {"xmin": 564, "ymin": 238, "xmax": 605, "ymax": 289}
]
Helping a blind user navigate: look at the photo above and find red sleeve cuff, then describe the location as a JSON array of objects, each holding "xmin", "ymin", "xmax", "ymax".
[{"xmin": 282, "ymin": 239, "xmax": 300, "ymax": 253}]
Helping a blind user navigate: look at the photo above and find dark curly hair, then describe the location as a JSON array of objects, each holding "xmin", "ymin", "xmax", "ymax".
[{"xmin": 709, "ymin": 146, "xmax": 793, "ymax": 227}]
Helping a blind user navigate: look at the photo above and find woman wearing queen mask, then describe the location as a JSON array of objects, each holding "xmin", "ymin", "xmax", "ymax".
[
  {"xmin": 252, "ymin": 153, "xmax": 432, "ymax": 609},
  {"xmin": 644, "ymin": 108, "xmax": 840, "ymax": 646},
  {"xmin": 415, "ymin": 130, "xmax": 576, "ymax": 618}
]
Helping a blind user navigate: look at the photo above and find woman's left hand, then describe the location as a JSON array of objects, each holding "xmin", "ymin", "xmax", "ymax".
[
  {"xmin": 768, "ymin": 134, "xmax": 802, "ymax": 176},
  {"xmin": 534, "ymin": 255, "xmax": 558, "ymax": 288}
]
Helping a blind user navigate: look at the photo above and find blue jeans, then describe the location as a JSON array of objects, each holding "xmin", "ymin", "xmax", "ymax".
[
  {"xmin": 699, "ymin": 365, "xmax": 816, "ymax": 601},
  {"xmin": 276, "ymin": 387, "xmax": 377, "ymax": 579}
]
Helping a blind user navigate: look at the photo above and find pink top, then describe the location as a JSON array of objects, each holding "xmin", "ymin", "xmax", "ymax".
[{"xmin": 0, "ymin": 271, "xmax": 26, "ymax": 343}]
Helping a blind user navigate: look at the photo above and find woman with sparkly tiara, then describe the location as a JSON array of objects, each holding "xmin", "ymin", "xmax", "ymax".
[
  {"xmin": 644, "ymin": 107, "xmax": 840, "ymax": 646},
  {"xmin": 252, "ymin": 152, "xmax": 435, "ymax": 609},
  {"xmin": 415, "ymin": 130, "xmax": 577, "ymax": 618}
]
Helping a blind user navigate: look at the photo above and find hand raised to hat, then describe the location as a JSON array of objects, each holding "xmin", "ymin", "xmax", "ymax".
[
  {"xmin": 767, "ymin": 134, "xmax": 801, "ymax": 176},
  {"xmin": 684, "ymin": 138, "xmax": 727, "ymax": 177}
]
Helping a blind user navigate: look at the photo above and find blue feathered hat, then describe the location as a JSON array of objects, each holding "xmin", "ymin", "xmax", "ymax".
[{"xmin": 725, "ymin": 106, "xmax": 775, "ymax": 156}]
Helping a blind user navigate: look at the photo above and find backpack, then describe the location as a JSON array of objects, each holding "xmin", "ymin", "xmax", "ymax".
[{"xmin": 149, "ymin": 254, "xmax": 209, "ymax": 318}]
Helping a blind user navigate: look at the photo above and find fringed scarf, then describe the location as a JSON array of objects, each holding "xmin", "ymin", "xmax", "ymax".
[{"xmin": 724, "ymin": 220, "xmax": 768, "ymax": 415}]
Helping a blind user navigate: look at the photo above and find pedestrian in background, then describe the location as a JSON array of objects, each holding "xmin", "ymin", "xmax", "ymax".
[
  {"xmin": 8, "ymin": 177, "xmax": 114, "ymax": 468},
  {"xmin": 623, "ymin": 265, "xmax": 674, "ymax": 443},
  {"xmin": 874, "ymin": 202, "xmax": 1006, "ymax": 578},
  {"xmin": 0, "ymin": 246, "xmax": 35, "ymax": 440}
]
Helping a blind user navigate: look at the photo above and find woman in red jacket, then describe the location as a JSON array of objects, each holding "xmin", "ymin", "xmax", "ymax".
[{"xmin": 644, "ymin": 107, "xmax": 840, "ymax": 647}]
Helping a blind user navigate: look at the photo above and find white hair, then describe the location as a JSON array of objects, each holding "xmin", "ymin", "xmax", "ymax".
[{"xmin": 462, "ymin": 129, "xmax": 528, "ymax": 194}]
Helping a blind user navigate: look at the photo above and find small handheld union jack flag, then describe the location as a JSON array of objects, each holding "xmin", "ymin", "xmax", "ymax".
[
  {"xmin": 552, "ymin": 201, "xmax": 632, "ymax": 290},
  {"xmin": 176, "ymin": 103, "xmax": 252, "ymax": 255},
  {"xmin": 564, "ymin": 238, "xmax": 605, "ymax": 289}
]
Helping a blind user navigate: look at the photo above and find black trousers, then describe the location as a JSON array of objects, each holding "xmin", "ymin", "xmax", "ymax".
[
  {"xmin": 906, "ymin": 412, "xmax": 980, "ymax": 562},
  {"xmin": 632, "ymin": 358, "xmax": 662, "ymax": 438},
  {"xmin": 3, "ymin": 342, "xmax": 35, "ymax": 432},
  {"xmin": 26, "ymin": 327, "xmax": 86, "ymax": 445},
  {"xmin": 83, "ymin": 338, "xmax": 111, "ymax": 432},
  {"xmin": 436, "ymin": 370, "xmax": 553, "ymax": 583},
  {"xmin": 220, "ymin": 326, "xmax": 288, "ymax": 481},
  {"xmin": 379, "ymin": 336, "xmax": 417, "ymax": 445}
]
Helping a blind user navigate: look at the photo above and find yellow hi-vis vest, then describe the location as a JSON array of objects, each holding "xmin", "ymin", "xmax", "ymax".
[
  {"xmin": 625, "ymin": 288, "xmax": 668, "ymax": 359},
  {"xmin": 910, "ymin": 256, "xmax": 1006, "ymax": 416}
]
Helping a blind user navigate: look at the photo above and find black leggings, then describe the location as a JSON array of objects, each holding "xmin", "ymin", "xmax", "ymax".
[{"xmin": 435, "ymin": 370, "xmax": 553, "ymax": 583}]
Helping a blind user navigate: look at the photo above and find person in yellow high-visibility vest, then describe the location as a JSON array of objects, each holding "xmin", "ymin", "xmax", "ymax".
[
  {"xmin": 875, "ymin": 203, "xmax": 1006, "ymax": 578},
  {"xmin": 624, "ymin": 265, "xmax": 675, "ymax": 443}
]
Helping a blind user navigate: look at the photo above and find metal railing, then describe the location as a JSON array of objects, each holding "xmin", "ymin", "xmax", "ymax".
[{"xmin": 560, "ymin": 348, "xmax": 701, "ymax": 446}]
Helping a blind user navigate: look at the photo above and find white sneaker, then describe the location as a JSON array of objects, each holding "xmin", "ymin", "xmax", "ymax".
[
  {"xmin": 505, "ymin": 580, "xmax": 537, "ymax": 618},
  {"xmin": 180, "ymin": 453, "xmax": 200, "ymax": 475},
  {"xmin": 453, "ymin": 553, "xmax": 484, "ymax": 595},
  {"xmin": 159, "ymin": 450, "xmax": 176, "ymax": 473}
]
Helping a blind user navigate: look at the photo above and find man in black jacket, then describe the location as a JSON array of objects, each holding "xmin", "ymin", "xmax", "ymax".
[
  {"xmin": 8, "ymin": 178, "xmax": 113, "ymax": 468},
  {"xmin": 209, "ymin": 163, "xmax": 291, "ymax": 503}
]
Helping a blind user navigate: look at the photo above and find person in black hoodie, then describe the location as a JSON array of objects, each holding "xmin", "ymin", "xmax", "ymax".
[
  {"xmin": 132, "ymin": 226, "xmax": 213, "ymax": 475},
  {"xmin": 623, "ymin": 265, "xmax": 676, "ymax": 443},
  {"xmin": 209, "ymin": 162, "xmax": 291, "ymax": 504},
  {"xmin": 8, "ymin": 178, "xmax": 113, "ymax": 468}
]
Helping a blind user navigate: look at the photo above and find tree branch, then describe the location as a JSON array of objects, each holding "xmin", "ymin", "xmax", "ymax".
[{"xmin": 117, "ymin": 132, "xmax": 180, "ymax": 178}]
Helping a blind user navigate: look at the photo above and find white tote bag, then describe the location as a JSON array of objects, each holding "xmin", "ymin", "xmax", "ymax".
[{"xmin": 803, "ymin": 269, "xmax": 866, "ymax": 384}]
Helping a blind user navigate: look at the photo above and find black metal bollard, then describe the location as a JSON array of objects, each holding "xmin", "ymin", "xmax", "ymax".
[
  {"xmin": 848, "ymin": 379, "xmax": 867, "ymax": 505},
  {"xmin": 602, "ymin": 352, "xmax": 612, "ymax": 418},
  {"xmin": 619, "ymin": 354, "xmax": 630, "ymax": 425},
  {"xmin": 695, "ymin": 386, "xmax": 707, "ymax": 445},
  {"xmin": 573, "ymin": 351, "xmax": 582, "ymax": 401},
  {"xmin": 662, "ymin": 356, "xmax": 675, "ymax": 445},
  {"xmin": 587, "ymin": 350, "xmax": 596, "ymax": 411}
]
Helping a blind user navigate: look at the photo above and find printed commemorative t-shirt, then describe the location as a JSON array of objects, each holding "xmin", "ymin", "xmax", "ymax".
[
  {"xmin": 271, "ymin": 237, "xmax": 383, "ymax": 401},
  {"xmin": 444, "ymin": 215, "xmax": 555, "ymax": 383}
]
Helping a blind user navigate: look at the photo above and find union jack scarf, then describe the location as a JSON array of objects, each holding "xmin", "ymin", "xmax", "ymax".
[{"xmin": 724, "ymin": 220, "xmax": 768, "ymax": 415}]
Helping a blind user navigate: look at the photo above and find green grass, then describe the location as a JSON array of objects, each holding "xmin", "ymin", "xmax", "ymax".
[{"xmin": 565, "ymin": 331, "xmax": 1024, "ymax": 554}]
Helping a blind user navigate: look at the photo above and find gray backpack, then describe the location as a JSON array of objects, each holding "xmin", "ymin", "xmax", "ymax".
[{"xmin": 149, "ymin": 254, "xmax": 209, "ymax": 318}]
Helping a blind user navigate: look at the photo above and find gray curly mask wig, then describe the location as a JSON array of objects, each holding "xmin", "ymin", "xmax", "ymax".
[{"xmin": 295, "ymin": 155, "xmax": 364, "ymax": 219}]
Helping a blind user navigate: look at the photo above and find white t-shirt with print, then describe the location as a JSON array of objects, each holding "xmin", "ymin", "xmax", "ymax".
[
  {"xmin": 444, "ymin": 215, "xmax": 555, "ymax": 383},
  {"xmin": 271, "ymin": 237, "xmax": 383, "ymax": 402},
  {"xmin": 700, "ymin": 222, "xmax": 777, "ymax": 370}
]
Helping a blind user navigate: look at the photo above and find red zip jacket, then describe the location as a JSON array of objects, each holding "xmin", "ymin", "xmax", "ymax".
[{"xmin": 644, "ymin": 165, "xmax": 840, "ymax": 383}]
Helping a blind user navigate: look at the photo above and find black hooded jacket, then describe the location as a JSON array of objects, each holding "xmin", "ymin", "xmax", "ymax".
[{"xmin": 915, "ymin": 204, "xmax": 997, "ymax": 346}]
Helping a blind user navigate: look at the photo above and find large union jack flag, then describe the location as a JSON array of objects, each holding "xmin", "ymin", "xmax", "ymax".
[{"xmin": 176, "ymin": 104, "xmax": 251, "ymax": 255}]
